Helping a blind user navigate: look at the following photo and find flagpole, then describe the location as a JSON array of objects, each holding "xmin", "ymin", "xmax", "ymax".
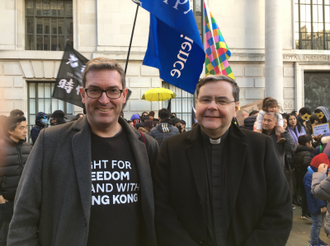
[{"xmin": 125, "ymin": 1, "xmax": 140, "ymax": 74}]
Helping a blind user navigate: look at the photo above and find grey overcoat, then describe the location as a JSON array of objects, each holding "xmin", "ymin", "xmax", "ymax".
[{"xmin": 7, "ymin": 117, "xmax": 158, "ymax": 246}]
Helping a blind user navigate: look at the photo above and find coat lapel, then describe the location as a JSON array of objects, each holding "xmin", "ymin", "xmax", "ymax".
[
  {"xmin": 225, "ymin": 125, "xmax": 248, "ymax": 227},
  {"xmin": 120, "ymin": 118, "xmax": 155, "ymax": 236},
  {"xmin": 186, "ymin": 125, "xmax": 207, "ymax": 203},
  {"xmin": 71, "ymin": 118, "xmax": 92, "ymax": 220}
]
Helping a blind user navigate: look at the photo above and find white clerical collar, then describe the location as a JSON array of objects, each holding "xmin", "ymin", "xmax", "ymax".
[{"xmin": 209, "ymin": 138, "xmax": 221, "ymax": 145}]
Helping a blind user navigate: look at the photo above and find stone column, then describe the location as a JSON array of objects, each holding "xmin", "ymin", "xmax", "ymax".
[{"xmin": 265, "ymin": 0, "xmax": 284, "ymax": 107}]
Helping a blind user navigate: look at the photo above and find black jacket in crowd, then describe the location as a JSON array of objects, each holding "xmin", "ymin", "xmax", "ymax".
[
  {"xmin": 0, "ymin": 135, "xmax": 32, "ymax": 201},
  {"xmin": 294, "ymin": 145, "xmax": 312, "ymax": 173}
]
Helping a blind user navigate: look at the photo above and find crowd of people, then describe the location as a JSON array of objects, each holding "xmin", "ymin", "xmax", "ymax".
[
  {"xmin": 241, "ymin": 98, "xmax": 330, "ymax": 246},
  {"xmin": 0, "ymin": 57, "xmax": 328, "ymax": 246}
]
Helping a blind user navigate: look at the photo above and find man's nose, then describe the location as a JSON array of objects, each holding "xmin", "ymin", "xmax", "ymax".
[
  {"xmin": 207, "ymin": 99, "xmax": 218, "ymax": 109},
  {"xmin": 98, "ymin": 91, "xmax": 110, "ymax": 104}
]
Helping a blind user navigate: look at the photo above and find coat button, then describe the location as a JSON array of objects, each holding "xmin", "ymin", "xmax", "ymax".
[{"xmin": 84, "ymin": 220, "xmax": 87, "ymax": 226}]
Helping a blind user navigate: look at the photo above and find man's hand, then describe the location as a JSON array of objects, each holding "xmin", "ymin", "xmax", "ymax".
[
  {"xmin": 276, "ymin": 126, "xmax": 285, "ymax": 134},
  {"xmin": 318, "ymin": 164, "xmax": 328, "ymax": 173},
  {"xmin": 0, "ymin": 195, "xmax": 7, "ymax": 204},
  {"xmin": 321, "ymin": 207, "xmax": 327, "ymax": 213}
]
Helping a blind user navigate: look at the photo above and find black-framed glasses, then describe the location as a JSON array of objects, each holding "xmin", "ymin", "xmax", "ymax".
[
  {"xmin": 197, "ymin": 96, "xmax": 236, "ymax": 106},
  {"xmin": 85, "ymin": 87, "xmax": 123, "ymax": 99}
]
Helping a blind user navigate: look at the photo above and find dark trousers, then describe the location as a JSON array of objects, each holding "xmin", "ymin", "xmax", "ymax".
[{"xmin": 0, "ymin": 201, "xmax": 13, "ymax": 246}]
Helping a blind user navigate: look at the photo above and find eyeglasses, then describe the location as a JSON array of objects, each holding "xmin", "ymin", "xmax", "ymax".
[
  {"xmin": 197, "ymin": 96, "xmax": 236, "ymax": 106},
  {"xmin": 85, "ymin": 87, "xmax": 123, "ymax": 99}
]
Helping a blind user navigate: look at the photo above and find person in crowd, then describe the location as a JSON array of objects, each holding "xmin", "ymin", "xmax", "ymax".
[
  {"xmin": 130, "ymin": 113, "xmax": 140, "ymax": 129},
  {"xmin": 171, "ymin": 116, "xmax": 180, "ymax": 126},
  {"xmin": 141, "ymin": 111, "xmax": 149, "ymax": 118},
  {"xmin": 313, "ymin": 133, "xmax": 330, "ymax": 157},
  {"xmin": 178, "ymin": 120, "xmax": 186, "ymax": 133},
  {"xmin": 297, "ymin": 107, "xmax": 312, "ymax": 129},
  {"xmin": 310, "ymin": 114, "xmax": 321, "ymax": 125},
  {"xmin": 7, "ymin": 57, "xmax": 159, "ymax": 246},
  {"xmin": 30, "ymin": 112, "xmax": 48, "ymax": 145},
  {"xmin": 287, "ymin": 113, "xmax": 306, "ymax": 144},
  {"xmin": 153, "ymin": 75, "xmax": 292, "ymax": 246},
  {"xmin": 152, "ymin": 118, "xmax": 159, "ymax": 127},
  {"xmin": 71, "ymin": 113, "xmax": 84, "ymax": 122},
  {"xmin": 305, "ymin": 114, "xmax": 321, "ymax": 138},
  {"xmin": 319, "ymin": 135, "xmax": 330, "ymax": 162},
  {"xmin": 315, "ymin": 107, "xmax": 330, "ymax": 124},
  {"xmin": 292, "ymin": 110, "xmax": 298, "ymax": 116},
  {"xmin": 255, "ymin": 97, "xmax": 286, "ymax": 143},
  {"xmin": 294, "ymin": 135, "xmax": 314, "ymax": 220},
  {"xmin": 143, "ymin": 120, "xmax": 153, "ymax": 132},
  {"xmin": 262, "ymin": 112, "xmax": 297, "ymax": 170},
  {"xmin": 282, "ymin": 113, "xmax": 289, "ymax": 129},
  {"xmin": 127, "ymin": 120, "xmax": 134, "ymax": 128},
  {"xmin": 242, "ymin": 110, "xmax": 259, "ymax": 131},
  {"xmin": 171, "ymin": 117, "xmax": 185, "ymax": 133},
  {"xmin": 0, "ymin": 115, "xmax": 31, "ymax": 245},
  {"xmin": 9, "ymin": 109, "xmax": 24, "ymax": 118},
  {"xmin": 312, "ymin": 161, "xmax": 330, "ymax": 240},
  {"xmin": 50, "ymin": 110, "xmax": 67, "ymax": 126},
  {"xmin": 119, "ymin": 111, "xmax": 124, "ymax": 118},
  {"xmin": 303, "ymin": 153, "xmax": 329, "ymax": 246},
  {"xmin": 148, "ymin": 108, "xmax": 179, "ymax": 149},
  {"xmin": 171, "ymin": 113, "xmax": 177, "ymax": 118},
  {"xmin": 148, "ymin": 111, "xmax": 155, "ymax": 121}
]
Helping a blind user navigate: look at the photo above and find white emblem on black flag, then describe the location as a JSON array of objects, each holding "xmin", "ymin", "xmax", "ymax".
[{"xmin": 53, "ymin": 43, "xmax": 89, "ymax": 108}]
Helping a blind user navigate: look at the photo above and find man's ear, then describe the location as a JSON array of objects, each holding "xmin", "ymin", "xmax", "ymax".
[
  {"xmin": 234, "ymin": 101, "xmax": 240, "ymax": 118},
  {"xmin": 80, "ymin": 87, "xmax": 85, "ymax": 104},
  {"xmin": 275, "ymin": 121, "xmax": 278, "ymax": 126}
]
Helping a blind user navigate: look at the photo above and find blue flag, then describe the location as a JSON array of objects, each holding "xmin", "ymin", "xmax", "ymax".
[{"xmin": 139, "ymin": 0, "xmax": 205, "ymax": 94}]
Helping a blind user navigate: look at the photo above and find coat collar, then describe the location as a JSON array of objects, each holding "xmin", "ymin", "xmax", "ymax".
[{"xmin": 71, "ymin": 117, "xmax": 92, "ymax": 219}]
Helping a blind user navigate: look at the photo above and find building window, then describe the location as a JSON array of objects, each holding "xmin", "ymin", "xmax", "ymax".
[
  {"xmin": 162, "ymin": 82, "xmax": 196, "ymax": 131},
  {"xmin": 294, "ymin": 0, "xmax": 330, "ymax": 50},
  {"xmin": 27, "ymin": 81, "xmax": 73, "ymax": 141},
  {"xmin": 304, "ymin": 72, "xmax": 330, "ymax": 111},
  {"xmin": 26, "ymin": 0, "xmax": 73, "ymax": 51}
]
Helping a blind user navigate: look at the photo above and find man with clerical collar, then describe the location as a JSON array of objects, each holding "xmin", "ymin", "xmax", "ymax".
[
  {"xmin": 8, "ymin": 58, "xmax": 159, "ymax": 246},
  {"xmin": 153, "ymin": 75, "xmax": 293, "ymax": 246}
]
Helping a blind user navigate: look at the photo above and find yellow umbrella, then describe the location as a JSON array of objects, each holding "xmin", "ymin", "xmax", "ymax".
[{"xmin": 142, "ymin": 88, "xmax": 176, "ymax": 101}]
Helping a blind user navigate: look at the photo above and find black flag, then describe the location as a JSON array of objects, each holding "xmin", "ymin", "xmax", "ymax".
[
  {"xmin": 53, "ymin": 43, "xmax": 89, "ymax": 108},
  {"xmin": 167, "ymin": 99, "xmax": 172, "ymax": 113}
]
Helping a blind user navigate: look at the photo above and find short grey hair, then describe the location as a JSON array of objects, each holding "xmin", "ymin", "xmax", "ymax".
[{"xmin": 265, "ymin": 112, "xmax": 279, "ymax": 122}]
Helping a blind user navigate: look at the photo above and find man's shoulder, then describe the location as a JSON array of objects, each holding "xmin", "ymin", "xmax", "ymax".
[
  {"xmin": 42, "ymin": 119, "xmax": 85, "ymax": 140},
  {"xmin": 240, "ymin": 128, "xmax": 270, "ymax": 143}
]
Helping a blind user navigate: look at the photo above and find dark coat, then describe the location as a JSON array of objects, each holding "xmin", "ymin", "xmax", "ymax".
[
  {"xmin": 262, "ymin": 129, "xmax": 297, "ymax": 171},
  {"xmin": 242, "ymin": 115, "xmax": 257, "ymax": 131},
  {"xmin": 0, "ymin": 136, "xmax": 31, "ymax": 200},
  {"xmin": 294, "ymin": 145, "xmax": 312, "ymax": 173},
  {"xmin": 8, "ymin": 117, "xmax": 159, "ymax": 246},
  {"xmin": 148, "ymin": 122, "xmax": 179, "ymax": 149},
  {"xmin": 304, "ymin": 167, "xmax": 327, "ymax": 215},
  {"xmin": 153, "ymin": 123, "xmax": 293, "ymax": 246}
]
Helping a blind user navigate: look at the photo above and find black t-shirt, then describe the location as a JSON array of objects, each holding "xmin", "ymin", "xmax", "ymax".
[{"xmin": 87, "ymin": 129, "xmax": 143, "ymax": 246}]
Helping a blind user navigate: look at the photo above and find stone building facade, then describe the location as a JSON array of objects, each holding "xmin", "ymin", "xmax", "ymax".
[{"xmin": 0, "ymin": 0, "xmax": 329, "ymax": 133}]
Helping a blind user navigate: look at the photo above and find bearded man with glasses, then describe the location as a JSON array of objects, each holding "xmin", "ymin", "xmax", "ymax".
[
  {"xmin": 8, "ymin": 58, "xmax": 159, "ymax": 246},
  {"xmin": 153, "ymin": 75, "xmax": 293, "ymax": 246}
]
